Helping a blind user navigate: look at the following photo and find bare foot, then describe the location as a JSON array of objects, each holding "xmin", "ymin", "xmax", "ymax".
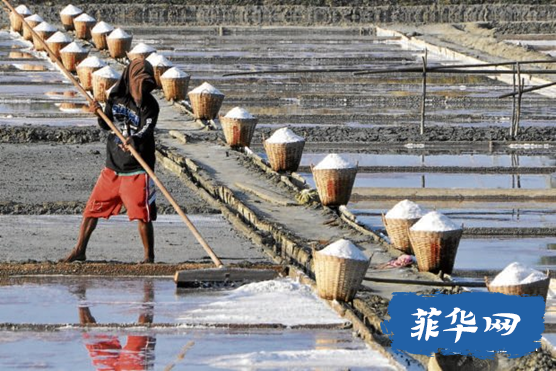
[
  {"xmin": 60, "ymin": 250, "xmax": 86, "ymax": 263},
  {"xmin": 140, "ymin": 258, "xmax": 154, "ymax": 264}
]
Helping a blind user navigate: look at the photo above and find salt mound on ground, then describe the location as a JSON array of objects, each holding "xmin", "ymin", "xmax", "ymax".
[
  {"xmin": 34, "ymin": 22, "xmax": 57, "ymax": 32},
  {"xmin": 47, "ymin": 31, "xmax": 72, "ymax": 43},
  {"xmin": 225, "ymin": 107, "xmax": 254, "ymax": 119},
  {"xmin": 77, "ymin": 56, "xmax": 106, "ymax": 69},
  {"xmin": 130, "ymin": 42, "xmax": 156, "ymax": 54},
  {"xmin": 490, "ymin": 262, "xmax": 547, "ymax": 286},
  {"xmin": 60, "ymin": 42, "xmax": 87, "ymax": 53},
  {"xmin": 107, "ymin": 28, "xmax": 130, "ymax": 40},
  {"xmin": 190, "ymin": 82, "xmax": 223, "ymax": 95},
  {"xmin": 146, "ymin": 52, "xmax": 172, "ymax": 67},
  {"xmin": 266, "ymin": 127, "xmax": 304, "ymax": 144},
  {"xmin": 74, "ymin": 13, "xmax": 95, "ymax": 22},
  {"xmin": 93, "ymin": 66, "xmax": 121, "ymax": 79},
  {"xmin": 410, "ymin": 211, "xmax": 461, "ymax": 232},
  {"xmin": 386, "ymin": 199, "xmax": 425, "ymax": 219},
  {"xmin": 60, "ymin": 5, "xmax": 82, "ymax": 15},
  {"xmin": 318, "ymin": 239, "xmax": 368, "ymax": 261},
  {"xmin": 15, "ymin": 5, "xmax": 32, "ymax": 15},
  {"xmin": 161, "ymin": 67, "xmax": 189, "ymax": 79},
  {"xmin": 314, "ymin": 154, "xmax": 355, "ymax": 170},
  {"xmin": 24, "ymin": 14, "xmax": 43, "ymax": 23},
  {"xmin": 92, "ymin": 21, "xmax": 114, "ymax": 34}
]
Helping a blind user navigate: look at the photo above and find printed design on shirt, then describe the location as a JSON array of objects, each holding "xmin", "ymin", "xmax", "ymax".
[{"xmin": 112, "ymin": 103, "xmax": 140, "ymax": 139}]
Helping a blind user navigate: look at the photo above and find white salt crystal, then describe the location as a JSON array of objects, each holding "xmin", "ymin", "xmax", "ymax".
[
  {"xmin": 91, "ymin": 21, "xmax": 114, "ymax": 34},
  {"xmin": 410, "ymin": 211, "xmax": 461, "ymax": 232},
  {"xmin": 266, "ymin": 127, "xmax": 304, "ymax": 144},
  {"xmin": 225, "ymin": 107, "xmax": 254, "ymax": 119},
  {"xmin": 130, "ymin": 42, "xmax": 156, "ymax": 54},
  {"xmin": 24, "ymin": 14, "xmax": 43, "ymax": 23},
  {"xmin": 15, "ymin": 5, "xmax": 32, "ymax": 15},
  {"xmin": 93, "ymin": 66, "xmax": 121, "ymax": 79},
  {"xmin": 318, "ymin": 239, "xmax": 368, "ymax": 261},
  {"xmin": 74, "ymin": 13, "xmax": 95, "ymax": 23},
  {"xmin": 314, "ymin": 153, "xmax": 355, "ymax": 170},
  {"xmin": 385, "ymin": 199, "xmax": 425, "ymax": 220},
  {"xmin": 146, "ymin": 52, "xmax": 173, "ymax": 67},
  {"xmin": 77, "ymin": 56, "xmax": 106, "ymax": 69},
  {"xmin": 60, "ymin": 4, "xmax": 82, "ymax": 16},
  {"xmin": 60, "ymin": 41, "xmax": 87, "ymax": 54},
  {"xmin": 490, "ymin": 262, "xmax": 546, "ymax": 286},
  {"xmin": 107, "ymin": 28, "xmax": 131, "ymax": 40},
  {"xmin": 46, "ymin": 31, "xmax": 72, "ymax": 43},
  {"xmin": 34, "ymin": 22, "xmax": 57, "ymax": 32},
  {"xmin": 190, "ymin": 82, "xmax": 223, "ymax": 95},
  {"xmin": 161, "ymin": 67, "xmax": 189, "ymax": 79}
]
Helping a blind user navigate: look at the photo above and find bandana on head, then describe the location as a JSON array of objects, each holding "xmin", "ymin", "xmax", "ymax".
[{"xmin": 109, "ymin": 58, "xmax": 156, "ymax": 107}]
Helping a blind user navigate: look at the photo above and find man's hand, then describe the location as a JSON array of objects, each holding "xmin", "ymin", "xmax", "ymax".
[
  {"xmin": 118, "ymin": 137, "xmax": 134, "ymax": 153},
  {"xmin": 87, "ymin": 100, "xmax": 101, "ymax": 116}
]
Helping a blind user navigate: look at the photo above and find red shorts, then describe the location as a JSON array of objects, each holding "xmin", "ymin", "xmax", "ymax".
[{"xmin": 84, "ymin": 168, "xmax": 157, "ymax": 222}]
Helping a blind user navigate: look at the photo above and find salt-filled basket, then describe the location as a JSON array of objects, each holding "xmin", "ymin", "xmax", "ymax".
[
  {"xmin": 313, "ymin": 239, "xmax": 370, "ymax": 302},
  {"xmin": 10, "ymin": 5, "xmax": 32, "ymax": 34},
  {"xmin": 220, "ymin": 107, "xmax": 258, "ymax": 148},
  {"xmin": 76, "ymin": 56, "xmax": 107, "ymax": 91},
  {"xmin": 146, "ymin": 53, "xmax": 173, "ymax": 88},
  {"xmin": 73, "ymin": 13, "xmax": 96, "ymax": 40},
  {"xmin": 160, "ymin": 67, "xmax": 190, "ymax": 102},
  {"xmin": 486, "ymin": 262, "xmax": 550, "ymax": 302},
  {"xmin": 264, "ymin": 127, "xmax": 305, "ymax": 172},
  {"xmin": 92, "ymin": 66, "xmax": 121, "ymax": 103},
  {"xmin": 60, "ymin": 4, "xmax": 83, "ymax": 31},
  {"xmin": 22, "ymin": 14, "xmax": 43, "ymax": 41},
  {"xmin": 383, "ymin": 199, "xmax": 426, "ymax": 254},
  {"xmin": 33, "ymin": 22, "xmax": 57, "ymax": 52},
  {"xmin": 188, "ymin": 82, "xmax": 225, "ymax": 120},
  {"xmin": 60, "ymin": 42, "xmax": 89, "ymax": 73},
  {"xmin": 46, "ymin": 31, "xmax": 72, "ymax": 61},
  {"xmin": 311, "ymin": 154, "xmax": 357, "ymax": 207},
  {"xmin": 408, "ymin": 211, "xmax": 463, "ymax": 275},
  {"xmin": 128, "ymin": 43, "xmax": 156, "ymax": 61},
  {"xmin": 107, "ymin": 28, "xmax": 133, "ymax": 59},
  {"xmin": 91, "ymin": 21, "xmax": 114, "ymax": 51}
]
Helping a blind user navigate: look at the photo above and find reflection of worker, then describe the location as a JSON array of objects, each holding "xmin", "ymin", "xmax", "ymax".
[
  {"xmin": 78, "ymin": 281, "xmax": 156, "ymax": 371},
  {"xmin": 61, "ymin": 58, "xmax": 160, "ymax": 264}
]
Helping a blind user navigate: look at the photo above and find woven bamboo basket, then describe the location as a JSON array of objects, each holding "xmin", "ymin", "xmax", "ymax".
[
  {"xmin": 408, "ymin": 229, "xmax": 463, "ymax": 274},
  {"xmin": 33, "ymin": 30, "xmax": 56, "ymax": 52},
  {"xmin": 92, "ymin": 32, "xmax": 110, "ymax": 50},
  {"xmin": 127, "ymin": 51, "xmax": 154, "ymax": 61},
  {"xmin": 10, "ymin": 11, "xmax": 28, "ymax": 34},
  {"xmin": 74, "ymin": 20, "xmax": 96, "ymax": 40},
  {"xmin": 311, "ymin": 166, "xmax": 357, "ymax": 206},
  {"xmin": 188, "ymin": 91, "xmax": 225, "ymax": 120},
  {"xmin": 485, "ymin": 275, "xmax": 550, "ymax": 302},
  {"xmin": 107, "ymin": 37, "xmax": 132, "ymax": 59},
  {"xmin": 160, "ymin": 76, "xmax": 190, "ymax": 102},
  {"xmin": 153, "ymin": 65, "xmax": 171, "ymax": 88},
  {"xmin": 92, "ymin": 75, "xmax": 119, "ymax": 103},
  {"xmin": 46, "ymin": 40, "xmax": 70, "ymax": 61},
  {"xmin": 263, "ymin": 140, "xmax": 305, "ymax": 172},
  {"xmin": 61, "ymin": 13, "xmax": 81, "ymax": 31},
  {"xmin": 382, "ymin": 214, "xmax": 421, "ymax": 254},
  {"xmin": 313, "ymin": 249, "xmax": 370, "ymax": 302},
  {"xmin": 60, "ymin": 51, "xmax": 89, "ymax": 73},
  {"xmin": 77, "ymin": 66, "xmax": 102, "ymax": 91},
  {"xmin": 22, "ymin": 19, "xmax": 41, "ymax": 41},
  {"xmin": 219, "ymin": 116, "xmax": 258, "ymax": 148}
]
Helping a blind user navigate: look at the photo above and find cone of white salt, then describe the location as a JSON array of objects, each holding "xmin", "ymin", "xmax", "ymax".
[
  {"xmin": 127, "ymin": 42, "xmax": 156, "ymax": 61},
  {"xmin": 22, "ymin": 14, "xmax": 43, "ymax": 41},
  {"xmin": 408, "ymin": 211, "xmax": 463, "ymax": 274},
  {"xmin": 188, "ymin": 82, "xmax": 225, "ymax": 120},
  {"xmin": 383, "ymin": 200, "xmax": 426, "ymax": 253},
  {"xmin": 219, "ymin": 106, "xmax": 257, "ymax": 148},
  {"xmin": 73, "ymin": 13, "xmax": 96, "ymax": 40},
  {"xmin": 107, "ymin": 28, "xmax": 132, "ymax": 59},
  {"xmin": 92, "ymin": 66, "xmax": 121, "ymax": 102},
  {"xmin": 264, "ymin": 127, "xmax": 305, "ymax": 172},
  {"xmin": 76, "ymin": 56, "xmax": 107, "ymax": 91},
  {"xmin": 91, "ymin": 21, "xmax": 114, "ymax": 50},
  {"xmin": 313, "ymin": 239, "xmax": 370, "ymax": 302},
  {"xmin": 60, "ymin": 42, "xmax": 89, "ymax": 72},
  {"xmin": 45, "ymin": 31, "xmax": 72, "ymax": 60},
  {"xmin": 10, "ymin": 5, "xmax": 32, "ymax": 34},
  {"xmin": 60, "ymin": 4, "xmax": 83, "ymax": 31},
  {"xmin": 146, "ymin": 53, "xmax": 173, "ymax": 88},
  {"xmin": 486, "ymin": 262, "xmax": 549, "ymax": 302},
  {"xmin": 160, "ymin": 67, "xmax": 190, "ymax": 102},
  {"xmin": 311, "ymin": 154, "xmax": 357, "ymax": 207},
  {"xmin": 32, "ymin": 22, "xmax": 57, "ymax": 51}
]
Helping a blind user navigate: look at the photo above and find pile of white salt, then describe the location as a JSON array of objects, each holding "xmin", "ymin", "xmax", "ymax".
[
  {"xmin": 91, "ymin": 21, "xmax": 114, "ymax": 34},
  {"xmin": 77, "ymin": 56, "xmax": 106, "ymax": 69},
  {"xmin": 224, "ymin": 106, "xmax": 254, "ymax": 119},
  {"xmin": 410, "ymin": 211, "xmax": 461, "ymax": 232},
  {"xmin": 190, "ymin": 82, "xmax": 223, "ymax": 95},
  {"xmin": 60, "ymin": 42, "xmax": 87, "ymax": 54},
  {"xmin": 107, "ymin": 28, "xmax": 131, "ymax": 40},
  {"xmin": 74, "ymin": 13, "xmax": 95, "ymax": 23},
  {"xmin": 266, "ymin": 127, "xmax": 304, "ymax": 144},
  {"xmin": 314, "ymin": 154, "xmax": 355, "ymax": 170},
  {"xmin": 47, "ymin": 31, "xmax": 72, "ymax": 43},
  {"xmin": 318, "ymin": 239, "xmax": 368, "ymax": 261},
  {"xmin": 15, "ymin": 5, "xmax": 32, "ymax": 15},
  {"xmin": 146, "ymin": 52, "xmax": 173, "ymax": 67},
  {"xmin": 129, "ymin": 42, "xmax": 156, "ymax": 54},
  {"xmin": 34, "ymin": 22, "xmax": 57, "ymax": 32},
  {"xmin": 60, "ymin": 4, "xmax": 82, "ymax": 16},
  {"xmin": 385, "ymin": 199, "xmax": 425, "ymax": 220},
  {"xmin": 161, "ymin": 67, "xmax": 190, "ymax": 79},
  {"xmin": 93, "ymin": 66, "xmax": 121, "ymax": 79},
  {"xmin": 490, "ymin": 262, "xmax": 547, "ymax": 286}
]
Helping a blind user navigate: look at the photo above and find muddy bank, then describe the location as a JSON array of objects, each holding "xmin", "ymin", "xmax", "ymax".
[{"xmin": 0, "ymin": 125, "xmax": 106, "ymax": 144}]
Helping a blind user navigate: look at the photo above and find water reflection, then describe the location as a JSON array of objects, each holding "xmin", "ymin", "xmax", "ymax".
[
  {"xmin": 12, "ymin": 63, "xmax": 48, "ymax": 71},
  {"xmin": 76, "ymin": 281, "xmax": 156, "ymax": 371},
  {"xmin": 8, "ymin": 51, "xmax": 32, "ymax": 59}
]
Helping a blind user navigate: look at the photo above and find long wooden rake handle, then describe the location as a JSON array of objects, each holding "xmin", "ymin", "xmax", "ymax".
[{"xmin": 3, "ymin": 0, "xmax": 223, "ymax": 267}]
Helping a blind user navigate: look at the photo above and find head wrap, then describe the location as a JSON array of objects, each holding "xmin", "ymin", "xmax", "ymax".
[{"xmin": 109, "ymin": 58, "xmax": 156, "ymax": 107}]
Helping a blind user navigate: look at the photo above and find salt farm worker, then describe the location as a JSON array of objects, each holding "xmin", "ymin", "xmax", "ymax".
[{"xmin": 62, "ymin": 58, "xmax": 159, "ymax": 263}]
